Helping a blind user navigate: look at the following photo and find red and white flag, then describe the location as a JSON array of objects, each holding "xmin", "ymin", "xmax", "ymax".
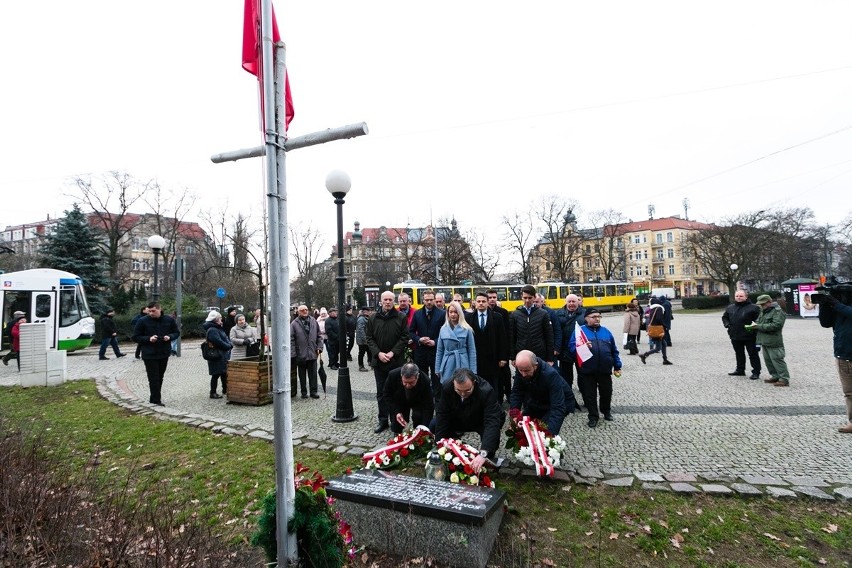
[
  {"xmin": 242, "ymin": 0, "xmax": 294, "ymax": 131},
  {"xmin": 575, "ymin": 322, "xmax": 593, "ymax": 368}
]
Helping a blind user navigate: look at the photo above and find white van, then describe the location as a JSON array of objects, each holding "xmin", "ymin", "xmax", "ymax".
[{"xmin": 651, "ymin": 287, "xmax": 676, "ymax": 299}]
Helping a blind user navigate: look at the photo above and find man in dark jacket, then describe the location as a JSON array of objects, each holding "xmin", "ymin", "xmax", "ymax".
[
  {"xmin": 487, "ymin": 289, "xmax": 513, "ymax": 404},
  {"xmin": 383, "ymin": 363, "xmax": 434, "ymax": 434},
  {"xmin": 132, "ymin": 302, "xmax": 180, "ymax": 406},
  {"xmin": 509, "ymin": 349, "xmax": 568, "ymax": 435},
  {"xmin": 722, "ymin": 290, "xmax": 762, "ymax": 380},
  {"xmin": 345, "ymin": 306, "xmax": 356, "ymax": 362},
  {"xmin": 434, "ymin": 368, "xmax": 505, "ymax": 465},
  {"xmin": 98, "ymin": 307, "xmax": 126, "ymax": 360},
  {"xmin": 509, "ymin": 285, "xmax": 554, "ymax": 364},
  {"xmin": 366, "ymin": 291, "xmax": 411, "ymax": 433},
  {"xmin": 409, "ymin": 289, "xmax": 446, "ymax": 400},
  {"xmin": 325, "ymin": 307, "xmax": 341, "ymax": 369},
  {"xmin": 466, "ymin": 292, "xmax": 509, "ymax": 397},
  {"xmin": 570, "ymin": 308, "xmax": 622, "ymax": 428},
  {"xmin": 817, "ymin": 288, "xmax": 852, "ymax": 433},
  {"xmin": 555, "ymin": 293, "xmax": 585, "ymax": 409},
  {"xmin": 290, "ymin": 305, "xmax": 323, "ymax": 399},
  {"xmin": 660, "ymin": 295, "xmax": 674, "ymax": 347}
]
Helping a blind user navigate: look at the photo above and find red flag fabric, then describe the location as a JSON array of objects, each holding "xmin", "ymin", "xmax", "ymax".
[
  {"xmin": 574, "ymin": 322, "xmax": 593, "ymax": 368},
  {"xmin": 242, "ymin": 0, "xmax": 294, "ymax": 131}
]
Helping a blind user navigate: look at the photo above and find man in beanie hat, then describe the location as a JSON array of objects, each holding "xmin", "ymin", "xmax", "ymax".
[
  {"xmin": 2, "ymin": 311, "xmax": 27, "ymax": 369},
  {"xmin": 325, "ymin": 306, "xmax": 341, "ymax": 370},
  {"xmin": 98, "ymin": 307, "xmax": 126, "ymax": 360},
  {"xmin": 747, "ymin": 294, "xmax": 790, "ymax": 387}
]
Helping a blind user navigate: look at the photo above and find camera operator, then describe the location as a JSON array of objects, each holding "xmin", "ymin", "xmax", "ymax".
[{"xmin": 817, "ymin": 286, "xmax": 852, "ymax": 434}]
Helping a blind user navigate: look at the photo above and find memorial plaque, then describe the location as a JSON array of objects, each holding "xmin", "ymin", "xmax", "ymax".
[{"xmin": 327, "ymin": 469, "xmax": 505, "ymax": 526}]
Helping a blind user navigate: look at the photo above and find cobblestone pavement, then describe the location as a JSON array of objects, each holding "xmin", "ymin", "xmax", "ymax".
[{"xmin": 3, "ymin": 312, "xmax": 851, "ymax": 498}]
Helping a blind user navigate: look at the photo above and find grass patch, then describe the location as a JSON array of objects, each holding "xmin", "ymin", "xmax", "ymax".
[{"xmin": 1, "ymin": 381, "xmax": 850, "ymax": 567}]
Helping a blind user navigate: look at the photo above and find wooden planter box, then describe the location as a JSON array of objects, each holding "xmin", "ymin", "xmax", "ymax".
[{"xmin": 226, "ymin": 357, "xmax": 273, "ymax": 405}]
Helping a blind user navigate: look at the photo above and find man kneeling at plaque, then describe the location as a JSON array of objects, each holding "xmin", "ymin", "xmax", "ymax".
[
  {"xmin": 384, "ymin": 362, "xmax": 435, "ymax": 434},
  {"xmin": 434, "ymin": 368, "xmax": 505, "ymax": 472}
]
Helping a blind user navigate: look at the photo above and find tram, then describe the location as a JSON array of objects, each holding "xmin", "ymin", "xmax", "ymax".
[{"xmin": 1, "ymin": 268, "xmax": 96, "ymax": 352}]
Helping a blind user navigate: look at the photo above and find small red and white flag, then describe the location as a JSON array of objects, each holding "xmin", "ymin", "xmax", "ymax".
[{"xmin": 575, "ymin": 322, "xmax": 593, "ymax": 368}]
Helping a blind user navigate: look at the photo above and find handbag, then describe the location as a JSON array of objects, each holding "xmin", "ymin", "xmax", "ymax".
[
  {"xmin": 647, "ymin": 324, "xmax": 665, "ymax": 339},
  {"xmin": 245, "ymin": 340, "xmax": 261, "ymax": 357},
  {"xmin": 200, "ymin": 340, "xmax": 221, "ymax": 361}
]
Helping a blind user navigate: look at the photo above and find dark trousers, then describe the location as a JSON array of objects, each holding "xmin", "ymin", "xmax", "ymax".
[
  {"xmin": 297, "ymin": 359, "xmax": 319, "ymax": 395},
  {"xmin": 499, "ymin": 365, "xmax": 512, "ymax": 404},
  {"xmin": 143, "ymin": 358, "xmax": 169, "ymax": 404},
  {"xmin": 558, "ymin": 359, "xmax": 582, "ymax": 410},
  {"xmin": 580, "ymin": 372, "xmax": 613, "ymax": 420},
  {"xmin": 346, "ymin": 334, "xmax": 355, "ymax": 360},
  {"xmin": 2, "ymin": 350, "xmax": 20, "ymax": 370},
  {"xmin": 135, "ymin": 342, "xmax": 143, "ymax": 358},
  {"xmin": 327, "ymin": 340, "xmax": 340, "ymax": 368},
  {"xmin": 210, "ymin": 373, "xmax": 228, "ymax": 394},
  {"xmin": 731, "ymin": 338, "xmax": 761, "ymax": 375},
  {"xmin": 99, "ymin": 336, "xmax": 122, "ymax": 358},
  {"xmin": 374, "ymin": 362, "xmax": 402, "ymax": 423},
  {"xmin": 357, "ymin": 344, "xmax": 372, "ymax": 368},
  {"xmin": 642, "ymin": 338, "xmax": 668, "ymax": 361},
  {"xmin": 664, "ymin": 327, "xmax": 672, "ymax": 346}
]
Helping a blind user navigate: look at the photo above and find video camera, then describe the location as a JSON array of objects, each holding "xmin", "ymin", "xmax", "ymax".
[{"xmin": 811, "ymin": 277, "xmax": 852, "ymax": 306}]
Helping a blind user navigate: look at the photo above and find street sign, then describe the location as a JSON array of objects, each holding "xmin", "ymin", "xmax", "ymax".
[{"xmin": 216, "ymin": 287, "xmax": 226, "ymax": 298}]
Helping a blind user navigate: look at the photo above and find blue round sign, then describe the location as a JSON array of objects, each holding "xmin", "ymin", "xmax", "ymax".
[{"xmin": 216, "ymin": 287, "xmax": 226, "ymax": 298}]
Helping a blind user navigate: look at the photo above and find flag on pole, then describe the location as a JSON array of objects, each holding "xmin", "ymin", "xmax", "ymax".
[
  {"xmin": 242, "ymin": 0, "xmax": 295, "ymax": 131},
  {"xmin": 574, "ymin": 322, "xmax": 593, "ymax": 368}
]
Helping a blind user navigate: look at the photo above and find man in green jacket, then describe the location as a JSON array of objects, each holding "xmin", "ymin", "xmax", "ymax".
[{"xmin": 747, "ymin": 294, "xmax": 790, "ymax": 387}]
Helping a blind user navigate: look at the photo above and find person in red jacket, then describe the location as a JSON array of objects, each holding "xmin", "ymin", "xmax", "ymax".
[{"xmin": 2, "ymin": 311, "xmax": 26, "ymax": 370}]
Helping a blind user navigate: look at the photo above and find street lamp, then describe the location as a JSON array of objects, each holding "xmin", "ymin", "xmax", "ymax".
[
  {"xmin": 148, "ymin": 234, "xmax": 166, "ymax": 302},
  {"xmin": 385, "ymin": 280, "xmax": 391, "ymax": 291},
  {"xmin": 327, "ymin": 170, "xmax": 357, "ymax": 423},
  {"xmin": 307, "ymin": 279, "xmax": 314, "ymax": 313}
]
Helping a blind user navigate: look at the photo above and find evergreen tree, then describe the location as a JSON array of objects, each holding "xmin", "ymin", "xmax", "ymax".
[{"xmin": 39, "ymin": 203, "xmax": 111, "ymax": 312}]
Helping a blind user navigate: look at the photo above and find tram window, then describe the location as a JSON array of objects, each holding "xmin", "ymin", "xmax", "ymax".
[
  {"xmin": 507, "ymin": 287, "xmax": 523, "ymax": 301},
  {"xmin": 547, "ymin": 286, "xmax": 557, "ymax": 300},
  {"xmin": 569, "ymin": 285, "xmax": 582, "ymax": 296},
  {"xmin": 400, "ymin": 288, "xmax": 414, "ymax": 302},
  {"xmin": 592, "ymin": 285, "xmax": 606, "ymax": 297},
  {"xmin": 559, "ymin": 286, "xmax": 568, "ymax": 299},
  {"xmin": 491, "ymin": 287, "xmax": 507, "ymax": 301},
  {"xmin": 605, "ymin": 285, "xmax": 616, "ymax": 297},
  {"xmin": 616, "ymin": 285, "xmax": 628, "ymax": 296},
  {"xmin": 434, "ymin": 288, "xmax": 453, "ymax": 302},
  {"xmin": 60, "ymin": 289, "xmax": 82, "ymax": 326},
  {"xmin": 35, "ymin": 294, "xmax": 52, "ymax": 318}
]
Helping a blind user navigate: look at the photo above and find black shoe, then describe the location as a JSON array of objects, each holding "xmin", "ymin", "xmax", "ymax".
[
  {"xmin": 728, "ymin": 371, "xmax": 746, "ymax": 376},
  {"xmin": 210, "ymin": 393, "xmax": 222, "ymax": 399},
  {"xmin": 329, "ymin": 365, "xmax": 339, "ymax": 370},
  {"xmin": 604, "ymin": 414, "xmax": 613, "ymax": 421},
  {"xmin": 749, "ymin": 373, "xmax": 760, "ymax": 380},
  {"xmin": 639, "ymin": 354, "xmax": 647, "ymax": 365},
  {"xmin": 99, "ymin": 356, "xmax": 109, "ymax": 360},
  {"xmin": 358, "ymin": 366, "xmax": 368, "ymax": 372},
  {"xmin": 373, "ymin": 421, "xmax": 389, "ymax": 434},
  {"xmin": 587, "ymin": 417, "xmax": 598, "ymax": 428},
  {"xmin": 301, "ymin": 393, "xmax": 309, "ymax": 399},
  {"xmin": 310, "ymin": 393, "xmax": 320, "ymax": 399},
  {"xmin": 116, "ymin": 353, "xmax": 127, "ymax": 358},
  {"xmin": 291, "ymin": 391, "xmax": 297, "ymax": 398},
  {"xmin": 663, "ymin": 360, "xmax": 673, "ymax": 365}
]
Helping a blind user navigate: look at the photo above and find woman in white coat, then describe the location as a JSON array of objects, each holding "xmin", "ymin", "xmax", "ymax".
[{"xmin": 435, "ymin": 301, "xmax": 477, "ymax": 385}]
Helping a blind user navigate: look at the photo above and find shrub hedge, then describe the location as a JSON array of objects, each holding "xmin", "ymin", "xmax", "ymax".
[{"xmin": 681, "ymin": 290, "xmax": 783, "ymax": 310}]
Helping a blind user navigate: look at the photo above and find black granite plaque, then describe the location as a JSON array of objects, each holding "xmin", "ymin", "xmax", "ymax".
[{"xmin": 327, "ymin": 469, "xmax": 506, "ymax": 526}]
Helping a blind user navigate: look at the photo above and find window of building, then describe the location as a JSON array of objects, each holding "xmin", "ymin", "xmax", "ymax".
[
  {"xmin": 666, "ymin": 232, "xmax": 673, "ymax": 242},
  {"xmin": 655, "ymin": 233, "xmax": 663, "ymax": 244},
  {"xmin": 667, "ymin": 248, "xmax": 674, "ymax": 258},
  {"xmin": 634, "ymin": 235, "xmax": 641, "ymax": 244},
  {"xmin": 668, "ymin": 264, "xmax": 675, "ymax": 275},
  {"xmin": 656, "ymin": 250, "xmax": 664, "ymax": 260},
  {"xmin": 657, "ymin": 266, "xmax": 664, "ymax": 276},
  {"xmin": 643, "ymin": 250, "xmax": 648, "ymax": 259}
]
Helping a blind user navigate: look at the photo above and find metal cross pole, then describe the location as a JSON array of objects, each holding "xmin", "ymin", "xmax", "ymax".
[{"xmin": 211, "ymin": 40, "xmax": 367, "ymax": 567}]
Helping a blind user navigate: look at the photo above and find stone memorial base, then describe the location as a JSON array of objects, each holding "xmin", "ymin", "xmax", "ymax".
[
  {"xmin": 225, "ymin": 357, "xmax": 272, "ymax": 405},
  {"xmin": 328, "ymin": 469, "xmax": 505, "ymax": 568}
]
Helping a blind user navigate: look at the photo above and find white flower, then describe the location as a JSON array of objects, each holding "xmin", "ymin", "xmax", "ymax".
[
  {"xmin": 437, "ymin": 447, "xmax": 446, "ymax": 456},
  {"xmin": 469, "ymin": 475, "xmax": 479, "ymax": 486},
  {"xmin": 452, "ymin": 457, "xmax": 461, "ymax": 466},
  {"xmin": 408, "ymin": 444, "xmax": 415, "ymax": 450},
  {"xmin": 450, "ymin": 472, "xmax": 460, "ymax": 483},
  {"xmin": 444, "ymin": 452, "xmax": 453, "ymax": 462}
]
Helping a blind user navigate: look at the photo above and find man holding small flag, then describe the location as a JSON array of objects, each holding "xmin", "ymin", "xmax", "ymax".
[{"xmin": 570, "ymin": 308, "xmax": 622, "ymax": 428}]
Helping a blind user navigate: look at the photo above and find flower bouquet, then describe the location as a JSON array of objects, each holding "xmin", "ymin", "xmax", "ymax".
[
  {"xmin": 504, "ymin": 413, "xmax": 567, "ymax": 477},
  {"xmin": 435, "ymin": 438, "xmax": 495, "ymax": 488},
  {"xmin": 362, "ymin": 425, "xmax": 434, "ymax": 470}
]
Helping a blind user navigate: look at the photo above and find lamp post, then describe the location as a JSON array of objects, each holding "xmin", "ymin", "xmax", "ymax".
[
  {"xmin": 307, "ymin": 279, "xmax": 314, "ymax": 313},
  {"xmin": 327, "ymin": 170, "xmax": 358, "ymax": 423},
  {"xmin": 148, "ymin": 235, "xmax": 166, "ymax": 302},
  {"xmin": 385, "ymin": 280, "xmax": 391, "ymax": 291}
]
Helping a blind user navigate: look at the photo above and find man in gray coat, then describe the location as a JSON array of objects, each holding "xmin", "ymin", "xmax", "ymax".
[{"xmin": 290, "ymin": 305, "xmax": 323, "ymax": 399}]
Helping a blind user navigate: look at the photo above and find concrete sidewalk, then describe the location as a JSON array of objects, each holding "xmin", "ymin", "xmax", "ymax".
[{"xmin": 3, "ymin": 312, "xmax": 851, "ymax": 495}]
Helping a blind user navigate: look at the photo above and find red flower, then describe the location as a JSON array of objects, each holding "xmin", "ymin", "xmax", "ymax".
[
  {"xmin": 345, "ymin": 467, "xmax": 352, "ymax": 474},
  {"xmin": 449, "ymin": 463, "xmax": 456, "ymax": 472},
  {"xmin": 464, "ymin": 464, "xmax": 474, "ymax": 475},
  {"xmin": 509, "ymin": 408, "xmax": 522, "ymax": 421},
  {"xmin": 482, "ymin": 475, "xmax": 492, "ymax": 486},
  {"xmin": 400, "ymin": 448, "xmax": 409, "ymax": 457}
]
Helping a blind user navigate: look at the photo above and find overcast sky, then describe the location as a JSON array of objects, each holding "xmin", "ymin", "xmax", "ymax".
[{"xmin": 2, "ymin": 1, "xmax": 851, "ymax": 263}]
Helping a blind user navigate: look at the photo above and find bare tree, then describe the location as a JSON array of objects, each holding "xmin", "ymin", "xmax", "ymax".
[
  {"xmin": 501, "ymin": 211, "xmax": 537, "ymax": 283},
  {"xmin": 289, "ymin": 223, "xmax": 327, "ymax": 305},
  {"xmin": 70, "ymin": 171, "xmax": 145, "ymax": 291},
  {"xmin": 588, "ymin": 208, "xmax": 629, "ymax": 280},
  {"xmin": 534, "ymin": 196, "xmax": 582, "ymax": 281},
  {"xmin": 466, "ymin": 228, "xmax": 500, "ymax": 282},
  {"xmin": 141, "ymin": 181, "xmax": 198, "ymax": 296},
  {"xmin": 435, "ymin": 217, "xmax": 476, "ymax": 284}
]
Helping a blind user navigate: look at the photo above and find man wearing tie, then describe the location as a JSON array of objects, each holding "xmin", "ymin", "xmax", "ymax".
[
  {"xmin": 466, "ymin": 292, "xmax": 509, "ymax": 400},
  {"xmin": 409, "ymin": 289, "xmax": 446, "ymax": 401}
]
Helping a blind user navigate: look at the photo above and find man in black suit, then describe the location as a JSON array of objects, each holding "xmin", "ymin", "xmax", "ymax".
[
  {"xmin": 466, "ymin": 291, "xmax": 509, "ymax": 397},
  {"xmin": 487, "ymin": 288, "xmax": 513, "ymax": 403},
  {"xmin": 383, "ymin": 363, "xmax": 434, "ymax": 434}
]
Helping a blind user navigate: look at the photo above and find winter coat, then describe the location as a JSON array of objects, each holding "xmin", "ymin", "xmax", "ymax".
[
  {"xmin": 435, "ymin": 376, "xmax": 504, "ymax": 456},
  {"xmin": 819, "ymin": 300, "xmax": 852, "ymax": 360},
  {"xmin": 290, "ymin": 316, "xmax": 322, "ymax": 361},
  {"xmin": 541, "ymin": 305, "xmax": 563, "ymax": 360},
  {"xmin": 133, "ymin": 314, "xmax": 180, "ymax": 360},
  {"xmin": 383, "ymin": 367, "xmax": 434, "ymax": 427},
  {"xmin": 355, "ymin": 314, "xmax": 369, "ymax": 346},
  {"xmin": 229, "ymin": 322, "xmax": 258, "ymax": 359},
  {"xmin": 10, "ymin": 319, "xmax": 23, "ymax": 351},
  {"xmin": 365, "ymin": 307, "xmax": 410, "ymax": 371},
  {"xmin": 556, "ymin": 307, "xmax": 586, "ymax": 358},
  {"xmin": 509, "ymin": 356, "xmax": 567, "ymax": 435},
  {"xmin": 509, "ymin": 305, "xmax": 554, "ymax": 362},
  {"xmin": 645, "ymin": 302, "xmax": 665, "ymax": 326},
  {"xmin": 435, "ymin": 323, "xmax": 477, "ymax": 384},
  {"xmin": 465, "ymin": 309, "xmax": 509, "ymax": 385},
  {"xmin": 409, "ymin": 306, "xmax": 446, "ymax": 356},
  {"xmin": 660, "ymin": 297, "xmax": 674, "ymax": 329},
  {"xmin": 570, "ymin": 324, "xmax": 622, "ymax": 376},
  {"xmin": 203, "ymin": 321, "xmax": 232, "ymax": 375},
  {"xmin": 752, "ymin": 302, "xmax": 786, "ymax": 348},
  {"xmin": 325, "ymin": 316, "xmax": 341, "ymax": 346},
  {"xmin": 722, "ymin": 300, "xmax": 761, "ymax": 341},
  {"xmin": 623, "ymin": 308, "xmax": 640, "ymax": 336},
  {"xmin": 100, "ymin": 314, "xmax": 118, "ymax": 338}
]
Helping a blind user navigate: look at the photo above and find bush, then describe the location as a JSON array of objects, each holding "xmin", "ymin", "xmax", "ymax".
[
  {"xmin": 682, "ymin": 295, "xmax": 729, "ymax": 309},
  {"xmin": 94, "ymin": 312, "xmax": 209, "ymax": 343}
]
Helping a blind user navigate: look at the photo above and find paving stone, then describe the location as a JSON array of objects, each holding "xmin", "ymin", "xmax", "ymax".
[
  {"xmin": 333, "ymin": 445, "xmax": 349, "ymax": 453},
  {"xmin": 635, "ymin": 472, "xmax": 665, "ymax": 482},
  {"xmin": 211, "ymin": 425, "xmax": 226, "ymax": 433},
  {"xmin": 783, "ymin": 476, "xmax": 829, "ymax": 487},
  {"xmin": 317, "ymin": 444, "xmax": 332, "ymax": 451},
  {"xmin": 346, "ymin": 447, "xmax": 367, "ymax": 456},
  {"xmin": 603, "ymin": 476, "xmax": 634, "ymax": 488},
  {"xmin": 670, "ymin": 482, "xmax": 699, "ymax": 493},
  {"xmin": 741, "ymin": 475, "xmax": 787, "ymax": 486},
  {"xmin": 642, "ymin": 482, "xmax": 672, "ymax": 492},
  {"xmin": 699, "ymin": 484, "xmax": 733, "ymax": 495},
  {"xmin": 300, "ymin": 442, "xmax": 319, "ymax": 449},
  {"xmin": 765, "ymin": 486, "xmax": 797, "ymax": 498},
  {"xmin": 247, "ymin": 430, "xmax": 274, "ymax": 441},
  {"xmin": 572, "ymin": 474, "xmax": 596, "ymax": 485},
  {"xmin": 602, "ymin": 467, "xmax": 633, "ymax": 476},
  {"xmin": 730, "ymin": 483, "xmax": 763, "ymax": 496},
  {"xmin": 292, "ymin": 431, "xmax": 308, "ymax": 440},
  {"xmin": 577, "ymin": 466, "xmax": 604, "ymax": 479},
  {"xmin": 833, "ymin": 487, "xmax": 852, "ymax": 500},
  {"xmin": 701, "ymin": 474, "xmax": 736, "ymax": 483},
  {"xmin": 664, "ymin": 473, "xmax": 697, "ymax": 483},
  {"xmin": 198, "ymin": 422, "xmax": 216, "ymax": 429},
  {"xmin": 500, "ymin": 467, "xmax": 520, "ymax": 476},
  {"xmin": 792, "ymin": 486, "xmax": 834, "ymax": 500},
  {"xmin": 292, "ymin": 439, "xmax": 302, "ymax": 446},
  {"xmin": 551, "ymin": 470, "xmax": 571, "ymax": 482},
  {"xmin": 221, "ymin": 427, "xmax": 240, "ymax": 436}
]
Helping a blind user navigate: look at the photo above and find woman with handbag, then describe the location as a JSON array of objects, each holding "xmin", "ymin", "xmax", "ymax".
[
  {"xmin": 229, "ymin": 313, "xmax": 259, "ymax": 359},
  {"xmin": 203, "ymin": 311, "xmax": 233, "ymax": 398},
  {"xmin": 639, "ymin": 298, "xmax": 672, "ymax": 365},
  {"xmin": 622, "ymin": 300, "xmax": 641, "ymax": 355}
]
